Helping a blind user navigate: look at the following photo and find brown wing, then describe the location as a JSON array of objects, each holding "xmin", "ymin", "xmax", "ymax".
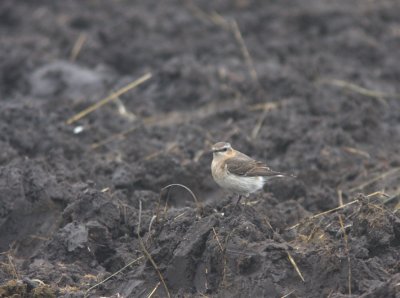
[{"xmin": 226, "ymin": 156, "xmax": 284, "ymax": 177}]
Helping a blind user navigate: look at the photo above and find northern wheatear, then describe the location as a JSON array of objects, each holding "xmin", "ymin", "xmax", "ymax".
[{"xmin": 211, "ymin": 142, "xmax": 285, "ymax": 205}]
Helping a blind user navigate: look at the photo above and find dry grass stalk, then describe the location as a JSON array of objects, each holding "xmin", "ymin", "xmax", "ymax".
[
  {"xmin": 148, "ymin": 215, "xmax": 157, "ymax": 235},
  {"xmin": 337, "ymin": 189, "xmax": 344, "ymax": 207},
  {"xmin": 138, "ymin": 200, "xmax": 171, "ymax": 298},
  {"xmin": 251, "ymin": 110, "xmax": 267, "ymax": 139},
  {"xmin": 173, "ymin": 212, "xmax": 187, "ymax": 221},
  {"xmin": 384, "ymin": 189, "xmax": 400, "ymax": 206},
  {"xmin": 186, "ymin": 2, "xmax": 259, "ymax": 85},
  {"xmin": 91, "ymin": 126, "xmax": 137, "ymax": 149},
  {"xmin": 250, "ymin": 100, "xmax": 292, "ymax": 139},
  {"xmin": 185, "ymin": 1, "xmax": 229, "ymax": 29},
  {"xmin": 70, "ymin": 33, "xmax": 87, "ymax": 61},
  {"xmin": 28, "ymin": 235, "xmax": 50, "ymax": 241},
  {"xmin": 186, "ymin": 1, "xmax": 276, "ymax": 146},
  {"xmin": 144, "ymin": 143, "xmax": 178, "ymax": 161},
  {"xmin": 147, "ymin": 282, "xmax": 161, "ymax": 298},
  {"xmin": 264, "ymin": 217, "xmax": 274, "ymax": 231},
  {"xmin": 84, "ymin": 255, "xmax": 144, "ymax": 297},
  {"xmin": 304, "ymin": 224, "xmax": 318, "ymax": 242},
  {"xmin": 230, "ymin": 19, "xmax": 259, "ymax": 84},
  {"xmin": 159, "ymin": 184, "xmax": 202, "ymax": 216},
  {"xmin": 204, "ymin": 267, "xmax": 210, "ymax": 294},
  {"xmin": 209, "ymin": 11, "xmax": 231, "ymax": 30},
  {"xmin": 212, "ymin": 227, "xmax": 228, "ymax": 287},
  {"xmin": 288, "ymin": 199, "xmax": 359, "ymax": 230},
  {"xmin": 66, "ymin": 73, "xmax": 152, "ymax": 124},
  {"xmin": 318, "ymin": 78, "xmax": 400, "ymax": 103},
  {"xmin": 0, "ymin": 249, "xmax": 20, "ymax": 280},
  {"xmin": 8, "ymin": 254, "xmax": 19, "ymax": 280},
  {"xmin": 212, "ymin": 227, "xmax": 224, "ymax": 252},
  {"xmin": 338, "ymin": 215, "xmax": 351, "ymax": 295},
  {"xmin": 280, "ymin": 290, "xmax": 296, "ymax": 298},
  {"xmin": 342, "ymin": 146, "xmax": 370, "ymax": 159},
  {"xmin": 248, "ymin": 100, "xmax": 291, "ymax": 112},
  {"xmin": 286, "ymin": 251, "xmax": 305, "ymax": 282},
  {"xmin": 365, "ymin": 191, "xmax": 390, "ymax": 198},
  {"xmin": 348, "ymin": 167, "xmax": 400, "ymax": 192}
]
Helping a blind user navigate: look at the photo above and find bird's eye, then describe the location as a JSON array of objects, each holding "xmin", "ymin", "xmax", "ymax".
[{"xmin": 222, "ymin": 148, "xmax": 228, "ymax": 152}]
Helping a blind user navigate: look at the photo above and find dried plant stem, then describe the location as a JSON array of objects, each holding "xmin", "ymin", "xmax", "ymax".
[
  {"xmin": 342, "ymin": 146, "xmax": 370, "ymax": 159},
  {"xmin": 337, "ymin": 189, "xmax": 343, "ymax": 207},
  {"xmin": 251, "ymin": 110, "xmax": 267, "ymax": 139},
  {"xmin": 84, "ymin": 255, "xmax": 144, "ymax": 297},
  {"xmin": 160, "ymin": 184, "xmax": 202, "ymax": 215},
  {"xmin": 138, "ymin": 201, "xmax": 171, "ymax": 298},
  {"xmin": 365, "ymin": 191, "xmax": 390, "ymax": 198},
  {"xmin": 7, "ymin": 253, "xmax": 19, "ymax": 280},
  {"xmin": 186, "ymin": 2, "xmax": 259, "ymax": 86},
  {"xmin": 383, "ymin": 190, "xmax": 400, "ymax": 205},
  {"xmin": 212, "ymin": 227, "xmax": 228, "ymax": 287},
  {"xmin": 288, "ymin": 199, "xmax": 359, "ymax": 230},
  {"xmin": 66, "ymin": 73, "xmax": 152, "ymax": 124},
  {"xmin": 230, "ymin": 19, "xmax": 259, "ymax": 84},
  {"xmin": 338, "ymin": 215, "xmax": 351, "ymax": 295},
  {"xmin": 286, "ymin": 251, "xmax": 305, "ymax": 282},
  {"xmin": 212, "ymin": 228, "xmax": 224, "ymax": 252},
  {"xmin": 348, "ymin": 167, "xmax": 400, "ymax": 192},
  {"xmin": 280, "ymin": 290, "xmax": 296, "ymax": 298},
  {"xmin": 91, "ymin": 126, "xmax": 137, "ymax": 149},
  {"xmin": 318, "ymin": 78, "xmax": 400, "ymax": 102},
  {"xmin": 147, "ymin": 282, "xmax": 161, "ymax": 298},
  {"xmin": 70, "ymin": 33, "xmax": 87, "ymax": 61}
]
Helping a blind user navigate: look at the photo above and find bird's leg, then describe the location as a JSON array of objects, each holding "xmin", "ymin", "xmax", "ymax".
[
  {"xmin": 235, "ymin": 195, "xmax": 243, "ymax": 206},
  {"xmin": 244, "ymin": 195, "xmax": 249, "ymax": 206}
]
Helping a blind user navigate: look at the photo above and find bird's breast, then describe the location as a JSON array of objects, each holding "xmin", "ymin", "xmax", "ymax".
[
  {"xmin": 211, "ymin": 158, "xmax": 225, "ymax": 179},
  {"xmin": 212, "ymin": 159, "xmax": 265, "ymax": 195}
]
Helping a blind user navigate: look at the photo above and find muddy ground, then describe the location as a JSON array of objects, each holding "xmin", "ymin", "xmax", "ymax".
[{"xmin": 1, "ymin": 0, "xmax": 400, "ymax": 297}]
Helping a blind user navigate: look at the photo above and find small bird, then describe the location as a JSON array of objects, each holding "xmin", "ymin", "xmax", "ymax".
[{"xmin": 211, "ymin": 142, "xmax": 285, "ymax": 205}]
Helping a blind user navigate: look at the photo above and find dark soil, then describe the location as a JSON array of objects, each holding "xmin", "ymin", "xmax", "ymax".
[{"xmin": 1, "ymin": 0, "xmax": 400, "ymax": 297}]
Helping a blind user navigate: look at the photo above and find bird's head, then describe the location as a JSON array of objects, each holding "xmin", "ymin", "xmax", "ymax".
[{"xmin": 211, "ymin": 142, "xmax": 234, "ymax": 158}]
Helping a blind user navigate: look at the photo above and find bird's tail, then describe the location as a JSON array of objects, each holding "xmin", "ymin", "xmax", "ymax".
[{"xmin": 264, "ymin": 170, "xmax": 296, "ymax": 180}]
